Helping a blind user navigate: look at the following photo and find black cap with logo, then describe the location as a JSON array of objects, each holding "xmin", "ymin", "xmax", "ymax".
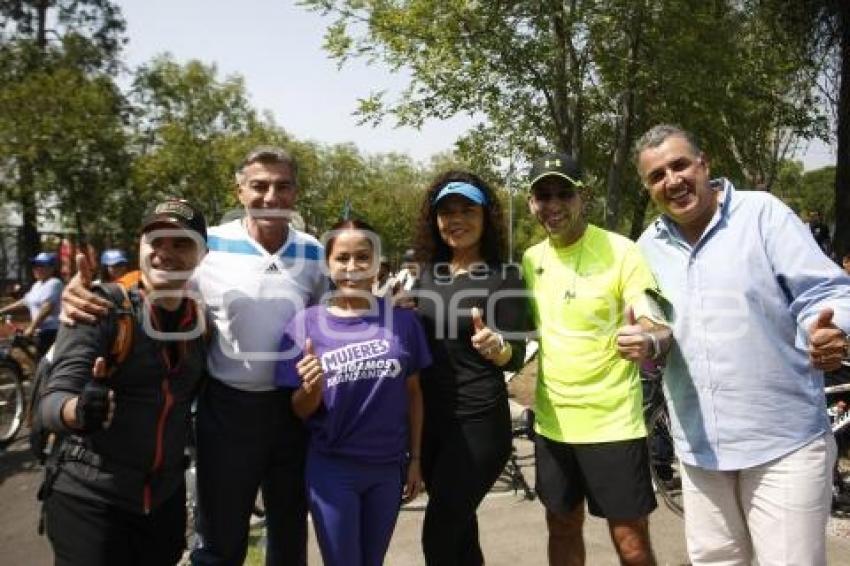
[
  {"xmin": 528, "ymin": 153, "xmax": 584, "ymax": 190},
  {"xmin": 141, "ymin": 199, "xmax": 207, "ymax": 242}
]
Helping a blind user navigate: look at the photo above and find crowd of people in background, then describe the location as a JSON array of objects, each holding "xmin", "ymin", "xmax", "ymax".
[
  {"xmin": 2, "ymin": 124, "xmax": 849, "ymax": 566},
  {"xmin": 799, "ymin": 208, "xmax": 850, "ymax": 278}
]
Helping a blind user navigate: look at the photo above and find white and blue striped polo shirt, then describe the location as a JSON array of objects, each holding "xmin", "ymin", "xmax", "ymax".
[{"xmin": 194, "ymin": 219, "xmax": 328, "ymax": 391}]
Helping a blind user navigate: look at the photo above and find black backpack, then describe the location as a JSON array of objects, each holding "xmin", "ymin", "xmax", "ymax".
[{"xmin": 27, "ymin": 282, "xmax": 134, "ymax": 464}]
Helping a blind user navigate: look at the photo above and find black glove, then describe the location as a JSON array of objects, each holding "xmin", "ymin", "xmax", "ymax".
[{"xmin": 74, "ymin": 380, "xmax": 112, "ymax": 433}]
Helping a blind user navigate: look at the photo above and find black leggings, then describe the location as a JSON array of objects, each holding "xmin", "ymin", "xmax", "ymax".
[{"xmin": 421, "ymin": 402, "xmax": 512, "ymax": 566}]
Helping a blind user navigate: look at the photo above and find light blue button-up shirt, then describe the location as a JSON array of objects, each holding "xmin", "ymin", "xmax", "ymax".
[{"xmin": 638, "ymin": 179, "xmax": 850, "ymax": 470}]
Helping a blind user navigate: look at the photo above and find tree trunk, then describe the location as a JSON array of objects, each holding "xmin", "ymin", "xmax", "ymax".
[
  {"xmin": 629, "ymin": 185, "xmax": 651, "ymax": 241},
  {"xmin": 15, "ymin": 0, "xmax": 53, "ymax": 277},
  {"xmin": 36, "ymin": 0, "xmax": 48, "ymax": 48},
  {"xmin": 833, "ymin": 1, "xmax": 850, "ymax": 260},
  {"xmin": 550, "ymin": 1, "xmax": 574, "ymax": 155},
  {"xmin": 605, "ymin": 90, "xmax": 635, "ymax": 230},
  {"xmin": 605, "ymin": 2, "xmax": 643, "ymax": 231},
  {"xmin": 18, "ymin": 164, "xmax": 40, "ymax": 284}
]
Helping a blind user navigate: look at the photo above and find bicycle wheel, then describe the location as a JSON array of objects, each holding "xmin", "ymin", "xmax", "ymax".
[
  {"xmin": 0, "ymin": 361, "xmax": 25, "ymax": 447},
  {"xmin": 646, "ymin": 403, "xmax": 684, "ymax": 517}
]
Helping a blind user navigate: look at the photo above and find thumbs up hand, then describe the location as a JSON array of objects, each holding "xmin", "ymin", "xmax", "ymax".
[
  {"xmin": 616, "ymin": 305, "xmax": 652, "ymax": 363},
  {"xmin": 60, "ymin": 252, "xmax": 112, "ymax": 326},
  {"xmin": 472, "ymin": 307, "xmax": 485, "ymax": 332},
  {"xmin": 296, "ymin": 338, "xmax": 325, "ymax": 394},
  {"xmin": 808, "ymin": 307, "xmax": 849, "ymax": 372},
  {"xmin": 470, "ymin": 307, "xmax": 506, "ymax": 362},
  {"xmin": 73, "ymin": 356, "xmax": 115, "ymax": 432},
  {"xmin": 390, "ymin": 280, "xmax": 417, "ymax": 310}
]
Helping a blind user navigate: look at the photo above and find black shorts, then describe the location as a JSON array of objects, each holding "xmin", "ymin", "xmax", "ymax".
[{"xmin": 534, "ymin": 434, "xmax": 656, "ymax": 520}]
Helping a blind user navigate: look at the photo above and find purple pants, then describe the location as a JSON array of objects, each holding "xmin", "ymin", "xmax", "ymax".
[{"xmin": 306, "ymin": 450, "xmax": 403, "ymax": 566}]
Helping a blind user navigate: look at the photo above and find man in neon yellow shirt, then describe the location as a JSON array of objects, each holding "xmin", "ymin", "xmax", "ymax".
[{"xmin": 522, "ymin": 152, "xmax": 671, "ymax": 566}]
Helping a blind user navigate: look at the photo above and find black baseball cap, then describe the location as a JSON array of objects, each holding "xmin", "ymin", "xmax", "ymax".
[
  {"xmin": 141, "ymin": 199, "xmax": 207, "ymax": 242},
  {"xmin": 529, "ymin": 152, "xmax": 584, "ymax": 190}
]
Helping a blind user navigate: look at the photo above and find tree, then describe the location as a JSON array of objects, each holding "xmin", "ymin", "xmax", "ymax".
[
  {"xmin": 836, "ymin": 2, "xmax": 850, "ymax": 259},
  {"xmin": 128, "ymin": 56, "xmax": 281, "ymax": 233},
  {"xmin": 294, "ymin": 141, "xmax": 427, "ymax": 255},
  {"xmin": 769, "ymin": 0, "xmax": 848, "ymax": 258},
  {"xmin": 0, "ymin": 40, "xmax": 129, "ymax": 276},
  {"xmin": 127, "ymin": 55, "xmax": 437, "ymax": 257},
  {"xmin": 0, "ymin": 1, "xmax": 126, "ymax": 71},
  {"xmin": 771, "ymin": 160, "xmax": 836, "ymax": 217},
  {"xmin": 301, "ymin": 0, "xmax": 830, "ymax": 237},
  {"xmin": 0, "ymin": 0, "xmax": 127, "ymax": 273}
]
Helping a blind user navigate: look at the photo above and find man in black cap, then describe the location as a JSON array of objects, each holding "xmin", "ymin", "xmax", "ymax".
[
  {"xmin": 38, "ymin": 198, "xmax": 209, "ymax": 566},
  {"xmin": 521, "ymin": 153, "xmax": 670, "ymax": 565}
]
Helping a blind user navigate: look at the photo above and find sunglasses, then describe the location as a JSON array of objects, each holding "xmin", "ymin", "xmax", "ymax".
[{"xmin": 531, "ymin": 188, "xmax": 577, "ymax": 202}]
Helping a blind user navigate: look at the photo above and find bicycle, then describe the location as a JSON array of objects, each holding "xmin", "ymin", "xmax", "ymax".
[
  {"xmin": 641, "ymin": 366, "xmax": 683, "ymax": 517},
  {"xmin": 0, "ymin": 323, "xmax": 39, "ymax": 448},
  {"xmin": 642, "ymin": 365, "xmax": 850, "ymax": 520},
  {"xmin": 499, "ymin": 405, "xmax": 536, "ymax": 500},
  {"xmin": 499, "ymin": 342, "xmax": 538, "ymax": 500}
]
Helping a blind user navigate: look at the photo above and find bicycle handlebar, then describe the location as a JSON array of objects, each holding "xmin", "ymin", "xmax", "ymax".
[{"xmin": 826, "ymin": 383, "xmax": 850, "ymax": 394}]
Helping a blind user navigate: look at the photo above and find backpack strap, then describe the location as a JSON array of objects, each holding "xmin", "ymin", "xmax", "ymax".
[
  {"xmin": 93, "ymin": 282, "xmax": 135, "ymax": 368},
  {"xmin": 34, "ymin": 282, "xmax": 135, "ymax": 535}
]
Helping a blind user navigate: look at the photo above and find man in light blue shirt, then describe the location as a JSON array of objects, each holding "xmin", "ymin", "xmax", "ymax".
[{"xmin": 634, "ymin": 124, "xmax": 850, "ymax": 565}]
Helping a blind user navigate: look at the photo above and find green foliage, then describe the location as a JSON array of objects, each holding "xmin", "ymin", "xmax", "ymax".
[
  {"xmin": 0, "ymin": 0, "xmax": 128, "ymax": 271},
  {"xmin": 0, "ymin": 0, "xmax": 127, "ymax": 70},
  {"xmin": 1, "ymin": 0, "xmax": 843, "ymax": 279},
  {"xmin": 300, "ymin": 0, "xmax": 832, "ymax": 236},
  {"xmin": 0, "ymin": 39, "xmax": 129, "ymax": 238},
  {"xmin": 127, "ymin": 55, "xmax": 277, "ymax": 231},
  {"xmin": 293, "ymin": 141, "xmax": 428, "ymax": 259},
  {"xmin": 772, "ymin": 160, "xmax": 836, "ymax": 221}
]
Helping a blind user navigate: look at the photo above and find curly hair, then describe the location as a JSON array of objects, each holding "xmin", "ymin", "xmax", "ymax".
[{"xmin": 411, "ymin": 170, "xmax": 507, "ymax": 265}]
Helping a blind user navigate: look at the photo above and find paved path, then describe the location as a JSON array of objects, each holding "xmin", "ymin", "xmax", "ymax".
[
  {"xmin": 5, "ymin": 434, "xmax": 850, "ymax": 565},
  {"xmin": 308, "ymin": 437, "xmax": 850, "ymax": 565}
]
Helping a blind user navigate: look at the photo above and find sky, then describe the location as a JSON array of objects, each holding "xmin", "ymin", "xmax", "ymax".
[{"xmin": 115, "ymin": 0, "xmax": 836, "ymax": 170}]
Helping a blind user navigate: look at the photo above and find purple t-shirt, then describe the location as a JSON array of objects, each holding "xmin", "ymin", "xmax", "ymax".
[{"xmin": 275, "ymin": 298, "xmax": 431, "ymax": 464}]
